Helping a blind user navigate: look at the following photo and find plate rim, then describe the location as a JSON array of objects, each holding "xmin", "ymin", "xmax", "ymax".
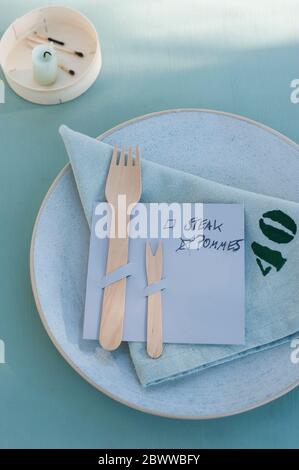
[{"xmin": 30, "ymin": 107, "xmax": 299, "ymax": 419}]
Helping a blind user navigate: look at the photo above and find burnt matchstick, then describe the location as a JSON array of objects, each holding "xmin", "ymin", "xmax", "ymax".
[
  {"xmin": 34, "ymin": 31, "xmax": 65, "ymax": 46},
  {"xmin": 58, "ymin": 64, "xmax": 75, "ymax": 76},
  {"xmin": 73, "ymin": 51, "xmax": 84, "ymax": 58},
  {"xmin": 26, "ymin": 40, "xmax": 76, "ymax": 76},
  {"xmin": 27, "ymin": 35, "xmax": 84, "ymax": 58}
]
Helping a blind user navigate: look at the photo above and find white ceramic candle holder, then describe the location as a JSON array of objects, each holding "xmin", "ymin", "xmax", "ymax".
[{"xmin": 0, "ymin": 5, "xmax": 102, "ymax": 105}]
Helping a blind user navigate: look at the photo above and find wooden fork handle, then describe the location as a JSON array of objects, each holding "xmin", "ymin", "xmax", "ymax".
[
  {"xmin": 147, "ymin": 291, "xmax": 163, "ymax": 359},
  {"xmin": 99, "ymin": 235, "xmax": 129, "ymax": 351}
]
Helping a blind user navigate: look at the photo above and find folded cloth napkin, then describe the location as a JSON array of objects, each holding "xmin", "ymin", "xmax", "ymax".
[{"xmin": 60, "ymin": 125, "xmax": 299, "ymax": 387}]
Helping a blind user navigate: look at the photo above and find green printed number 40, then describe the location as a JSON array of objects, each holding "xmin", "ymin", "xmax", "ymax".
[{"xmin": 251, "ymin": 210, "xmax": 297, "ymax": 276}]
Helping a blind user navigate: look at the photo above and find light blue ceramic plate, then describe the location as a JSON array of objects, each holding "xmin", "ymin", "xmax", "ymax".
[{"xmin": 30, "ymin": 109, "xmax": 299, "ymax": 419}]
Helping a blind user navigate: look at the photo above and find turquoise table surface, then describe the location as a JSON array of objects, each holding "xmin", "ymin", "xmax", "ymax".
[{"xmin": 1, "ymin": 0, "xmax": 299, "ymax": 449}]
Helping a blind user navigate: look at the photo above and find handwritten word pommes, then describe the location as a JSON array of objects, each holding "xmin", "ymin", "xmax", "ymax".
[
  {"xmin": 177, "ymin": 235, "xmax": 244, "ymax": 252},
  {"xmin": 175, "ymin": 216, "xmax": 244, "ymax": 252}
]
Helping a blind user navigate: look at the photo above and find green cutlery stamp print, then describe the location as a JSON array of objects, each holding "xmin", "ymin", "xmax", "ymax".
[{"xmin": 252, "ymin": 210, "xmax": 297, "ymax": 276}]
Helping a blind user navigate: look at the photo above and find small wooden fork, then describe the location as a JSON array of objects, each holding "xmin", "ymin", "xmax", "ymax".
[
  {"xmin": 146, "ymin": 242, "xmax": 163, "ymax": 358},
  {"xmin": 99, "ymin": 145, "xmax": 142, "ymax": 351}
]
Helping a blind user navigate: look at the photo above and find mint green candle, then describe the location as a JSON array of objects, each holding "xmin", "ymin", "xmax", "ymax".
[{"xmin": 32, "ymin": 44, "xmax": 58, "ymax": 86}]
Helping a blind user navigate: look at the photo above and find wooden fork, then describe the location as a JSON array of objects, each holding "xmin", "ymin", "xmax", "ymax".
[
  {"xmin": 146, "ymin": 242, "xmax": 163, "ymax": 358},
  {"xmin": 99, "ymin": 145, "xmax": 142, "ymax": 351}
]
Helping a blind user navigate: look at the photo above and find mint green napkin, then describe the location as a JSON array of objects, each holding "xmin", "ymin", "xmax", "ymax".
[{"xmin": 60, "ymin": 125, "xmax": 299, "ymax": 387}]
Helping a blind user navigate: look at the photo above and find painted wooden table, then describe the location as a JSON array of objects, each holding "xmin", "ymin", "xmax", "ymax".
[{"xmin": 1, "ymin": 0, "xmax": 299, "ymax": 448}]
